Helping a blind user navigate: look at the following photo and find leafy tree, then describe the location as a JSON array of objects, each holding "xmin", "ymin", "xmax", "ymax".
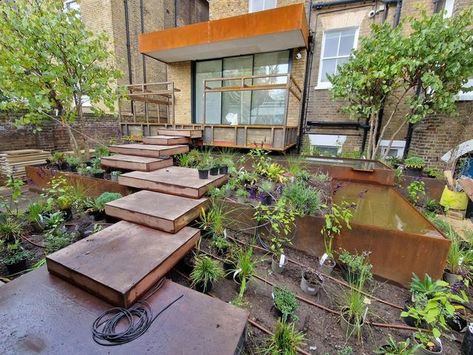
[
  {"xmin": 0, "ymin": 0, "xmax": 121, "ymax": 159},
  {"xmin": 330, "ymin": 8, "xmax": 473, "ymax": 159}
]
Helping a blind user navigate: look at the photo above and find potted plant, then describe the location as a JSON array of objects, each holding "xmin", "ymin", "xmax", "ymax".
[
  {"xmin": 338, "ymin": 249, "xmax": 373, "ymax": 287},
  {"xmin": 374, "ymin": 335, "xmax": 420, "ymax": 354},
  {"xmin": 321, "ymin": 202, "xmax": 353, "ymax": 275},
  {"xmin": 219, "ymin": 157, "xmax": 232, "ymax": 175},
  {"xmin": 57, "ymin": 194, "xmax": 73, "ymax": 221},
  {"xmin": 424, "ymin": 167, "xmax": 443, "ymax": 179},
  {"xmin": 444, "ymin": 239, "xmax": 465, "ymax": 284},
  {"xmin": 65, "ymin": 155, "xmax": 81, "ymax": 172},
  {"xmin": 190, "ymin": 255, "xmax": 224, "ymax": 293},
  {"xmin": 235, "ymin": 188, "xmax": 249, "ymax": 204},
  {"xmin": 0, "ymin": 217, "xmax": 24, "ymax": 243},
  {"xmin": 90, "ymin": 167, "xmax": 105, "ymax": 179},
  {"xmin": 209, "ymin": 157, "xmax": 219, "ymax": 176},
  {"xmin": 197, "ymin": 160, "xmax": 210, "ymax": 179},
  {"xmin": 412, "ymin": 332, "xmax": 443, "ymax": 355},
  {"xmin": 0, "ymin": 240, "xmax": 33, "ymax": 274},
  {"xmin": 339, "ymin": 288, "xmax": 368, "ymax": 339},
  {"xmin": 26, "ymin": 201, "xmax": 50, "ymax": 232},
  {"xmin": 407, "ymin": 180, "xmax": 426, "ymax": 205},
  {"xmin": 232, "ymin": 247, "xmax": 256, "ymax": 305},
  {"xmin": 50, "ymin": 151, "xmax": 66, "ymax": 170},
  {"xmin": 87, "ymin": 192, "xmax": 123, "ymax": 221},
  {"xmin": 404, "ymin": 156, "xmax": 426, "ymax": 176},
  {"xmin": 300, "ymin": 269, "xmax": 323, "ymax": 296},
  {"xmin": 262, "ymin": 320, "xmax": 304, "ymax": 355},
  {"xmin": 198, "ymin": 203, "xmax": 225, "ymax": 239},
  {"xmin": 110, "ymin": 170, "xmax": 122, "ymax": 182},
  {"xmin": 272, "ymin": 286, "xmax": 299, "ymax": 323},
  {"xmin": 211, "ymin": 236, "xmax": 230, "ymax": 256},
  {"xmin": 258, "ymin": 180, "xmax": 275, "ymax": 205},
  {"xmin": 270, "ymin": 235, "xmax": 289, "ymax": 274},
  {"xmin": 77, "ymin": 165, "xmax": 92, "ymax": 176}
]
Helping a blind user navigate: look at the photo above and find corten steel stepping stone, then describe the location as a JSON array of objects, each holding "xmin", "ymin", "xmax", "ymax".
[
  {"xmin": 0, "ymin": 267, "xmax": 248, "ymax": 354},
  {"xmin": 46, "ymin": 221, "xmax": 200, "ymax": 307},
  {"xmin": 143, "ymin": 135, "xmax": 191, "ymax": 145},
  {"xmin": 118, "ymin": 166, "xmax": 228, "ymax": 198},
  {"xmin": 109, "ymin": 143, "xmax": 189, "ymax": 158},
  {"xmin": 101, "ymin": 154, "xmax": 173, "ymax": 171},
  {"xmin": 105, "ymin": 190, "xmax": 208, "ymax": 233},
  {"xmin": 157, "ymin": 128, "xmax": 203, "ymax": 138}
]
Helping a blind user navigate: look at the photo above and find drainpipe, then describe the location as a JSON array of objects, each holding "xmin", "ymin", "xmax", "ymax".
[
  {"xmin": 140, "ymin": 0, "xmax": 147, "ymax": 83},
  {"xmin": 123, "ymin": 0, "xmax": 133, "ymax": 86}
]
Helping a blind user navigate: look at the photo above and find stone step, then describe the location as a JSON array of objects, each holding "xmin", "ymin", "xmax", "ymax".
[
  {"xmin": 105, "ymin": 190, "xmax": 207, "ymax": 233},
  {"xmin": 109, "ymin": 143, "xmax": 189, "ymax": 158},
  {"xmin": 101, "ymin": 154, "xmax": 173, "ymax": 171},
  {"xmin": 118, "ymin": 166, "xmax": 228, "ymax": 199},
  {"xmin": 143, "ymin": 135, "xmax": 191, "ymax": 145},
  {"xmin": 0, "ymin": 267, "xmax": 249, "ymax": 354},
  {"xmin": 157, "ymin": 128, "xmax": 203, "ymax": 138},
  {"xmin": 46, "ymin": 220, "xmax": 200, "ymax": 307}
]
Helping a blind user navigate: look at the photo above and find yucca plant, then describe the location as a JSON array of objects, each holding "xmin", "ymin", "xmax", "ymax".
[
  {"xmin": 190, "ymin": 255, "xmax": 224, "ymax": 293},
  {"xmin": 263, "ymin": 320, "xmax": 305, "ymax": 355}
]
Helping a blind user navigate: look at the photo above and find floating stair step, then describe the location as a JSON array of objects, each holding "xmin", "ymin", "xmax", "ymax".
[
  {"xmin": 109, "ymin": 143, "xmax": 189, "ymax": 158},
  {"xmin": 143, "ymin": 135, "xmax": 191, "ymax": 145},
  {"xmin": 105, "ymin": 190, "xmax": 207, "ymax": 233},
  {"xmin": 46, "ymin": 221, "xmax": 200, "ymax": 307},
  {"xmin": 0, "ymin": 267, "xmax": 249, "ymax": 354},
  {"xmin": 101, "ymin": 154, "xmax": 173, "ymax": 171},
  {"xmin": 157, "ymin": 128, "xmax": 203, "ymax": 138},
  {"xmin": 119, "ymin": 166, "xmax": 228, "ymax": 198}
]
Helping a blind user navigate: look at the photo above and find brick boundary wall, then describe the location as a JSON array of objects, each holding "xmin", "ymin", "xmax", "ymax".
[{"xmin": 0, "ymin": 112, "xmax": 122, "ymax": 152}]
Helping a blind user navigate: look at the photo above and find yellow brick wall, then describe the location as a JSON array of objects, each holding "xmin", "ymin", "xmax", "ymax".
[
  {"xmin": 209, "ymin": 0, "xmax": 305, "ymax": 20},
  {"xmin": 167, "ymin": 62, "xmax": 192, "ymax": 124}
]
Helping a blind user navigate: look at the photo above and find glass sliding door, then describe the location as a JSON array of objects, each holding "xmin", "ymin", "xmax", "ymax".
[{"xmin": 195, "ymin": 60, "xmax": 222, "ymax": 124}]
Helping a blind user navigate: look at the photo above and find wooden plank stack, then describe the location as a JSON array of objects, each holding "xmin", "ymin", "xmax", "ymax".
[{"xmin": 0, "ymin": 149, "xmax": 50, "ymax": 180}]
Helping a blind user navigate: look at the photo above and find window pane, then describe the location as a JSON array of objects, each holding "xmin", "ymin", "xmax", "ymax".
[
  {"xmin": 249, "ymin": 0, "xmax": 264, "ymax": 12},
  {"xmin": 323, "ymin": 33, "xmax": 339, "ymax": 58},
  {"xmin": 264, "ymin": 0, "xmax": 277, "ymax": 10},
  {"xmin": 253, "ymin": 51, "xmax": 289, "ymax": 84},
  {"xmin": 195, "ymin": 60, "xmax": 222, "ymax": 124},
  {"xmin": 320, "ymin": 58, "xmax": 337, "ymax": 82},
  {"xmin": 336, "ymin": 57, "xmax": 350, "ymax": 72},
  {"xmin": 251, "ymin": 89, "xmax": 286, "ymax": 125},
  {"xmin": 338, "ymin": 32, "xmax": 356, "ymax": 56}
]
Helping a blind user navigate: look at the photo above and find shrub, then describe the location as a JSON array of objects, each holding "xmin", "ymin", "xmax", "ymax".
[
  {"xmin": 273, "ymin": 286, "xmax": 299, "ymax": 322},
  {"xmin": 338, "ymin": 249, "xmax": 373, "ymax": 287},
  {"xmin": 0, "ymin": 240, "xmax": 33, "ymax": 266},
  {"xmin": 282, "ymin": 181, "xmax": 322, "ymax": 216},
  {"xmin": 404, "ymin": 156, "xmax": 425, "ymax": 169},
  {"xmin": 90, "ymin": 192, "xmax": 123, "ymax": 212},
  {"xmin": 190, "ymin": 255, "xmax": 224, "ymax": 292}
]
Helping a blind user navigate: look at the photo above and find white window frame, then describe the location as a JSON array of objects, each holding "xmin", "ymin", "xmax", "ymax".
[
  {"xmin": 457, "ymin": 79, "xmax": 473, "ymax": 101},
  {"xmin": 444, "ymin": 0, "xmax": 455, "ymax": 18},
  {"xmin": 316, "ymin": 27, "xmax": 359, "ymax": 90},
  {"xmin": 380, "ymin": 140, "xmax": 406, "ymax": 158},
  {"xmin": 309, "ymin": 134, "xmax": 347, "ymax": 154},
  {"xmin": 249, "ymin": 0, "xmax": 277, "ymax": 13}
]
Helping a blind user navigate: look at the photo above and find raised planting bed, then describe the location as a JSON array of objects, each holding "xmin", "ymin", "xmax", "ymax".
[
  {"xmin": 26, "ymin": 166, "xmax": 130, "ymax": 198},
  {"xmin": 399, "ymin": 174, "xmax": 446, "ymax": 201}
]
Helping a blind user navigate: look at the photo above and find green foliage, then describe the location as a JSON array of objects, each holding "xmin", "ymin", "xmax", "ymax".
[
  {"xmin": 26, "ymin": 201, "xmax": 51, "ymax": 225},
  {"xmin": 374, "ymin": 335, "xmax": 420, "ymax": 355},
  {"xmin": 424, "ymin": 167, "xmax": 443, "ymax": 179},
  {"xmin": 282, "ymin": 181, "xmax": 322, "ymax": 217},
  {"xmin": 322, "ymin": 202, "xmax": 353, "ymax": 258},
  {"xmin": 44, "ymin": 176, "xmax": 88, "ymax": 211},
  {"xmin": 273, "ymin": 286, "xmax": 299, "ymax": 322},
  {"xmin": 330, "ymin": 9, "xmax": 473, "ymax": 159},
  {"xmin": 447, "ymin": 239, "xmax": 465, "ymax": 274},
  {"xmin": 410, "ymin": 274, "xmax": 449, "ymax": 303},
  {"xmin": 407, "ymin": 180, "xmax": 425, "ymax": 204},
  {"xmin": 404, "ymin": 157, "xmax": 425, "ymax": 170},
  {"xmin": 424, "ymin": 199, "xmax": 442, "ymax": 213},
  {"xmin": 64, "ymin": 155, "xmax": 81, "ymax": 168},
  {"xmin": 1, "ymin": 176, "xmax": 25, "ymax": 216},
  {"xmin": 199, "ymin": 202, "xmax": 227, "ymax": 238},
  {"xmin": 338, "ymin": 249, "xmax": 373, "ymax": 287},
  {"xmin": 0, "ymin": 0, "xmax": 121, "ymax": 158},
  {"xmin": 0, "ymin": 217, "xmax": 24, "ymax": 241},
  {"xmin": 235, "ymin": 188, "xmax": 249, "ymax": 199},
  {"xmin": 211, "ymin": 236, "xmax": 230, "ymax": 254},
  {"xmin": 0, "ymin": 240, "xmax": 33, "ymax": 266},
  {"xmin": 413, "ymin": 331, "xmax": 439, "ymax": 353},
  {"xmin": 232, "ymin": 248, "xmax": 256, "ymax": 303},
  {"xmin": 340, "ymin": 288, "xmax": 368, "ymax": 339},
  {"xmin": 337, "ymin": 347, "xmax": 353, "ymax": 355},
  {"xmin": 94, "ymin": 146, "xmax": 110, "ymax": 159},
  {"xmin": 190, "ymin": 255, "xmax": 224, "ymax": 292},
  {"xmin": 89, "ymin": 192, "xmax": 123, "ymax": 212},
  {"xmin": 263, "ymin": 320, "xmax": 304, "ymax": 355},
  {"xmin": 45, "ymin": 229, "xmax": 73, "ymax": 254}
]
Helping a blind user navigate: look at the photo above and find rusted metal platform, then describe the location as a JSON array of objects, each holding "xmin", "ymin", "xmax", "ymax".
[
  {"xmin": 105, "ymin": 190, "xmax": 207, "ymax": 233},
  {"xmin": 118, "ymin": 166, "xmax": 228, "ymax": 198},
  {"xmin": 157, "ymin": 128, "xmax": 203, "ymax": 138},
  {"xmin": 143, "ymin": 135, "xmax": 191, "ymax": 145},
  {"xmin": 109, "ymin": 143, "xmax": 189, "ymax": 158},
  {"xmin": 46, "ymin": 221, "xmax": 200, "ymax": 307},
  {"xmin": 101, "ymin": 154, "xmax": 173, "ymax": 171},
  {"xmin": 0, "ymin": 268, "xmax": 248, "ymax": 355}
]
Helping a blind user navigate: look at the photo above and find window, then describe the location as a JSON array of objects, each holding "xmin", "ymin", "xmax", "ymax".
[
  {"xmin": 379, "ymin": 140, "xmax": 405, "ymax": 158},
  {"xmin": 308, "ymin": 134, "xmax": 347, "ymax": 155},
  {"xmin": 457, "ymin": 79, "xmax": 473, "ymax": 101},
  {"xmin": 317, "ymin": 28, "xmax": 358, "ymax": 89},
  {"xmin": 249, "ymin": 0, "xmax": 277, "ymax": 13},
  {"xmin": 443, "ymin": 0, "xmax": 455, "ymax": 18},
  {"xmin": 65, "ymin": 0, "xmax": 80, "ymax": 11}
]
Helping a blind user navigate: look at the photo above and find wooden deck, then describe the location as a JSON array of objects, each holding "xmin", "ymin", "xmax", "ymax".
[
  {"xmin": 109, "ymin": 143, "xmax": 189, "ymax": 158},
  {"xmin": 118, "ymin": 166, "xmax": 228, "ymax": 198},
  {"xmin": 143, "ymin": 135, "xmax": 191, "ymax": 145},
  {"xmin": 157, "ymin": 128, "xmax": 203, "ymax": 138},
  {"xmin": 105, "ymin": 190, "xmax": 207, "ymax": 233},
  {"xmin": 46, "ymin": 221, "xmax": 200, "ymax": 307},
  {"xmin": 101, "ymin": 154, "xmax": 173, "ymax": 171}
]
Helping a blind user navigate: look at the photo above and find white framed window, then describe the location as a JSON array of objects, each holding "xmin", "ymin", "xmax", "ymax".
[
  {"xmin": 249, "ymin": 0, "xmax": 277, "ymax": 13},
  {"xmin": 380, "ymin": 140, "xmax": 405, "ymax": 158},
  {"xmin": 65, "ymin": 0, "xmax": 80, "ymax": 11},
  {"xmin": 457, "ymin": 79, "xmax": 473, "ymax": 101},
  {"xmin": 308, "ymin": 134, "xmax": 347, "ymax": 155},
  {"xmin": 81, "ymin": 95, "xmax": 91, "ymax": 107},
  {"xmin": 317, "ymin": 27, "xmax": 358, "ymax": 89},
  {"xmin": 444, "ymin": 0, "xmax": 455, "ymax": 18}
]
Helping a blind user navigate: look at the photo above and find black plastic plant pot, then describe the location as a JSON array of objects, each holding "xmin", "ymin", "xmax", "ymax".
[
  {"xmin": 93, "ymin": 172, "xmax": 104, "ymax": 179},
  {"xmin": 405, "ymin": 167, "xmax": 423, "ymax": 177},
  {"xmin": 93, "ymin": 211, "xmax": 106, "ymax": 221},
  {"xmin": 219, "ymin": 166, "xmax": 228, "ymax": 175},
  {"xmin": 216, "ymin": 247, "xmax": 228, "ymax": 257},
  {"xmin": 461, "ymin": 323, "xmax": 473, "ymax": 355},
  {"xmin": 261, "ymin": 194, "xmax": 273, "ymax": 206},
  {"xmin": 194, "ymin": 281, "xmax": 212, "ymax": 294},
  {"xmin": 62, "ymin": 208, "xmax": 73, "ymax": 221},
  {"xmin": 223, "ymin": 261, "xmax": 235, "ymax": 279},
  {"xmin": 402, "ymin": 300, "xmax": 428, "ymax": 329},
  {"xmin": 209, "ymin": 167, "xmax": 219, "ymax": 176},
  {"xmin": 6, "ymin": 259, "xmax": 28, "ymax": 275},
  {"xmin": 198, "ymin": 169, "xmax": 209, "ymax": 179},
  {"xmin": 447, "ymin": 313, "xmax": 468, "ymax": 332}
]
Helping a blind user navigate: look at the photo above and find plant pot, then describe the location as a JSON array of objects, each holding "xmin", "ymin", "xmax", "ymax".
[
  {"xmin": 300, "ymin": 270, "xmax": 323, "ymax": 296},
  {"xmin": 32, "ymin": 220, "xmax": 45, "ymax": 233},
  {"xmin": 219, "ymin": 166, "xmax": 228, "ymax": 175},
  {"xmin": 461, "ymin": 323, "xmax": 473, "ymax": 355},
  {"xmin": 6, "ymin": 259, "xmax": 28, "ymax": 275},
  {"xmin": 340, "ymin": 310, "xmax": 364, "ymax": 338},
  {"xmin": 447, "ymin": 313, "xmax": 468, "ymax": 332},
  {"xmin": 444, "ymin": 270, "xmax": 463, "ymax": 284},
  {"xmin": 61, "ymin": 208, "xmax": 73, "ymax": 221},
  {"xmin": 223, "ymin": 260, "xmax": 235, "ymax": 279},
  {"xmin": 194, "ymin": 281, "xmax": 212, "ymax": 294},
  {"xmin": 93, "ymin": 172, "xmax": 104, "ymax": 179},
  {"xmin": 413, "ymin": 336, "xmax": 443, "ymax": 354},
  {"xmin": 215, "ymin": 247, "xmax": 228, "ymax": 257},
  {"xmin": 402, "ymin": 300, "xmax": 428, "ymax": 329},
  {"xmin": 271, "ymin": 255, "xmax": 287, "ymax": 274},
  {"xmin": 209, "ymin": 167, "xmax": 219, "ymax": 176},
  {"xmin": 260, "ymin": 193, "xmax": 273, "ymax": 206},
  {"xmin": 405, "ymin": 167, "xmax": 424, "ymax": 177},
  {"xmin": 320, "ymin": 258, "xmax": 336, "ymax": 275},
  {"xmin": 272, "ymin": 304, "xmax": 293, "ymax": 323},
  {"xmin": 93, "ymin": 211, "xmax": 105, "ymax": 221},
  {"xmin": 198, "ymin": 169, "xmax": 209, "ymax": 179}
]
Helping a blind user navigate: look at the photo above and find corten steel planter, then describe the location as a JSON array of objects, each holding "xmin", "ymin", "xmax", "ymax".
[{"xmin": 25, "ymin": 166, "xmax": 130, "ymax": 198}]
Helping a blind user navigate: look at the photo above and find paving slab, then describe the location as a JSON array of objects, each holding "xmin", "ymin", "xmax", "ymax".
[
  {"xmin": 118, "ymin": 166, "xmax": 228, "ymax": 198},
  {"xmin": 143, "ymin": 135, "xmax": 191, "ymax": 145},
  {"xmin": 46, "ymin": 221, "xmax": 200, "ymax": 307},
  {"xmin": 101, "ymin": 154, "xmax": 173, "ymax": 171},
  {"xmin": 0, "ymin": 267, "xmax": 248, "ymax": 355},
  {"xmin": 109, "ymin": 143, "xmax": 189, "ymax": 158},
  {"xmin": 105, "ymin": 190, "xmax": 207, "ymax": 233}
]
